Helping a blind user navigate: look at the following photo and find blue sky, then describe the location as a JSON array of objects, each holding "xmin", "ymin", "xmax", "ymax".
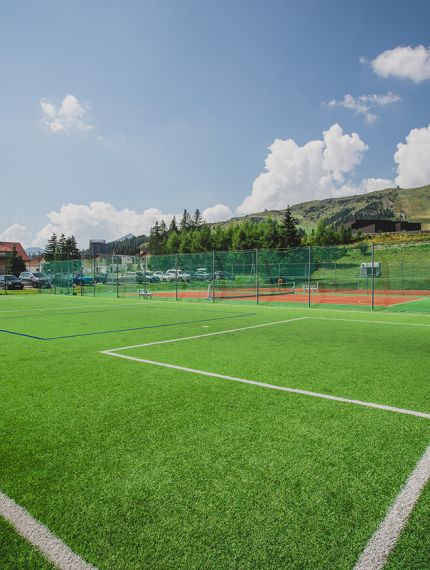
[{"xmin": 1, "ymin": 0, "xmax": 430, "ymax": 247}]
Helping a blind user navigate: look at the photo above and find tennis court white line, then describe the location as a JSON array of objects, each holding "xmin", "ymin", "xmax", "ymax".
[
  {"xmin": 384, "ymin": 297, "xmax": 426, "ymax": 308},
  {"xmin": 101, "ymin": 351, "xmax": 430, "ymax": 421},
  {"xmin": 354, "ymin": 442, "xmax": 430, "ymax": 569},
  {"xmin": 101, "ymin": 316, "xmax": 310, "ymax": 352},
  {"xmin": 0, "ymin": 491, "xmax": 96, "ymax": 570}
]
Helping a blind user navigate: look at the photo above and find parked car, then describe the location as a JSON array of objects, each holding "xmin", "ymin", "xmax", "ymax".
[
  {"xmin": 19, "ymin": 271, "xmax": 52, "ymax": 288},
  {"xmin": 164, "ymin": 269, "xmax": 191, "ymax": 282},
  {"xmin": 94, "ymin": 273, "xmax": 108, "ymax": 284},
  {"xmin": 193, "ymin": 268, "xmax": 211, "ymax": 281},
  {"xmin": 136, "ymin": 271, "xmax": 161, "ymax": 284},
  {"xmin": 213, "ymin": 271, "xmax": 235, "ymax": 280},
  {"xmin": 51, "ymin": 273, "xmax": 73, "ymax": 287},
  {"xmin": 0, "ymin": 275, "xmax": 24, "ymax": 290},
  {"xmin": 153, "ymin": 271, "xmax": 165, "ymax": 281},
  {"xmin": 73, "ymin": 273, "xmax": 94, "ymax": 286}
]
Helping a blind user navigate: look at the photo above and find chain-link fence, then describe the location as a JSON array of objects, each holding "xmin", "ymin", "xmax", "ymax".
[{"xmin": 29, "ymin": 243, "xmax": 430, "ymax": 313}]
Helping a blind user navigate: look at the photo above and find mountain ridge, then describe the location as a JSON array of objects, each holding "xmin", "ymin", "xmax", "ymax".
[{"xmin": 224, "ymin": 184, "xmax": 430, "ymax": 231}]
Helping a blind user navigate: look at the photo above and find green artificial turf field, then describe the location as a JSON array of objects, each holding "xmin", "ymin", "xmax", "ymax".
[{"xmin": 1, "ymin": 294, "xmax": 430, "ymax": 569}]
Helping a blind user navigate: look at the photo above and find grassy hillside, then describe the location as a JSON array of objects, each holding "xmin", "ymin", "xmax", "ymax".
[{"xmin": 227, "ymin": 184, "xmax": 430, "ymax": 231}]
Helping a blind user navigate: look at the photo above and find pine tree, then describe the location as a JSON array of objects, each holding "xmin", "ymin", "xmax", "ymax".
[
  {"xmin": 280, "ymin": 207, "xmax": 301, "ymax": 248},
  {"xmin": 44, "ymin": 234, "xmax": 58, "ymax": 261},
  {"xmin": 180, "ymin": 209, "xmax": 191, "ymax": 231},
  {"xmin": 65, "ymin": 236, "xmax": 81, "ymax": 259},
  {"xmin": 168, "ymin": 216, "xmax": 179, "ymax": 234},
  {"xmin": 57, "ymin": 234, "xmax": 67, "ymax": 259},
  {"xmin": 148, "ymin": 222, "xmax": 165, "ymax": 254},
  {"xmin": 192, "ymin": 209, "xmax": 203, "ymax": 229}
]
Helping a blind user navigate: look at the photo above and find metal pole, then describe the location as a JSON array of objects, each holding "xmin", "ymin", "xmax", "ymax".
[
  {"xmin": 116, "ymin": 260, "xmax": 119, "ymax": 299},
  {"xmin": 93, "ymin": 257, "xmax": 96, "ymax": 297},
  {"xmin": 144, "ymin": 252, "xmax": 147, "ymax": 298},
  {"xmin": 371, "ymin": 242, "xmax": 375, "ymax": 311},
  {"xmin": 175, "ymin": 253, "xmax": 178, "ymax": 301},
  {"xmin": 256, "ymin": 248, "xmax": 259, "ymax": 305},
  {"xmin": 308, "ymin": 246, "xmax": 311, "ymax": 307},
  {"xmin": 212, "ymin": 250, "xmax": 215, "ymax": 303}
]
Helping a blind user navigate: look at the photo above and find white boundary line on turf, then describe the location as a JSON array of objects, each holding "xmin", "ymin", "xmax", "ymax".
[
  {"xmin": 101, "ymin": 313, "xmax": 430, "ymax": 567},
  {"xmin": 354, "ymin": 442, "xmax": 430, "ymax": 570},
  {"xmin": 101, "ymin": 351, "xmax": 430, "ymax": 421},
  {"xmin": 0, "ymin": 302, "xmax": 148, "ymax": 314},
  {"xmin": 100, "ymin": 314, "xmax": 430, "ymax": 420},
  {"xmin": 0, "ymin": 491, "xmax": 96, "ymax": 570},
  {"xmin": 101, "ymin": 316, "xmax": 310, "ymax": 352}
]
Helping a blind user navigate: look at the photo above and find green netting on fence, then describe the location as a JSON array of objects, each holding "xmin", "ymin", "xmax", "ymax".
[{"xmin": 36, "ymin": 243, "xmax": 430, "ymax": 313}]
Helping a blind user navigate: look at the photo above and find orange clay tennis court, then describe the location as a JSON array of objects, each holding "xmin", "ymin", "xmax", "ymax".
[{"xmin": 150, "ymin": 288, "xmax": 428, "ymax": 307}]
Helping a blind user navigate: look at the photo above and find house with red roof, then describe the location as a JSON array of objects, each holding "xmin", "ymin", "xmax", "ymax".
[{"xmin": 0, "ymin": 242, "xmax": 30, "ymax": 274}]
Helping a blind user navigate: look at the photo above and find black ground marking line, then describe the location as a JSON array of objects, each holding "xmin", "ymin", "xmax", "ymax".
[
  {"xmin": 0, "ymin": 329, "xmax": 46, "ymax": 340},
  {"xmin": 44, "ymin": 313, "xmax": 254, "ymax": 340}
]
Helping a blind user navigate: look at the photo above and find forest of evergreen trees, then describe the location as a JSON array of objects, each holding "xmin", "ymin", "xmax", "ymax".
[
  {"xmin": 44, "ymin": 234, "xmax": 81, "ymax": 261},
  {"xmin": 147, "ymin": 208, "xmax": 354, "ymax": 255},
  {"xmin": 41, "ymin": 208, "xmax": 354, "ymax": 260}
]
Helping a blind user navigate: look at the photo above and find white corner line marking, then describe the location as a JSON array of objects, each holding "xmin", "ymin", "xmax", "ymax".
[
  {"xmin": 0, "ymin": 492, "xmax": 96, "ymax": 570},
  {"xmin": 101, "ymin": 352, "xmax": 430, "ymax": 421},
  {"xmin": 101, "ymin": 316, "xmax": 310, "ymax": 352},
  {"xmin": 354, "ymin": 442, "xmax": 430, "ymax": 570}
]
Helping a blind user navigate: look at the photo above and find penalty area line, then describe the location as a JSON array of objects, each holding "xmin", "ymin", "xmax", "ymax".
[
  {"xmin": 0, "ymin": 491, "xmax": 96, "ymax": 570},
  {"xmin": 354, "ymin": 442, "xmax": 430, "ymax": 570},
  {"xmin": 102, "ymin": 316, "xmax": 310, "ymax": 352},
  {"xmin": 101, "ymin": 351, "xmax": 430, "ymax": 421}
]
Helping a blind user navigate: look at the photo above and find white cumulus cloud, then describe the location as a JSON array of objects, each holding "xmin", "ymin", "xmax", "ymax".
[
  {"xmin": 336, "ymin": 178, "xmax": 394, "ymax": 197},
  {"xmin": 40, "ymin": 94, "xmax": 94, "ymax": 134},
  {"xmin": 370, "ymin": 45, "xmax": 430, "ymax": 82},
  {"xmin": 394, "ymin": 124, "xmax": 430, "ymax": 188},
  {"xmin": 237, "ymin": 124, "xmax": 368, "ymax": 214},
  {"xmin": 29, "ymin": 201, "xmax": 235, "ymax": 249},
  {"xmin": 0, "ymin": 223, "xmax": 31, "ymax": 243},
  {"xmin": 202, "ymin": 204, "xmax": 232, "ymax": 223},
  {"xmin": 32, "ymin": 202, "xmax": 176, "ymax": 248},
  {"xmin": 327, "ymin": 92, "xmax": 401, "ymax": 123}
]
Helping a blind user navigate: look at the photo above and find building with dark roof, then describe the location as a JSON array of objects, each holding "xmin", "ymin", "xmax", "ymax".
[{"xmin": 347, "ymin": 220, "xmax": 421, "ymax": 234}]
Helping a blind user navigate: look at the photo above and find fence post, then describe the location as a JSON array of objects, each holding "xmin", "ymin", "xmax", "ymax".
[
  {"xmin": 144, "ymin": 251, "xmax": 147, "ymax": 298},
  {"xmin": 308, "ymin": 246, "xmax": 311, "ymax": 308},
  {"xmin": 371, "ymin": 241, "xmax": 375, "ymax": 311},
  {"xmin": 93, "ymin": 257, "xmax": 96, "ymax": 297},
  {"xmin": 116, "ymin": 261, "xmax": 119, "ymax": 299},
  {"xmin": 256, "ymin": 248, "xmax": 259, "ymax": 304},
  {"xmin": 212, "ymin": 250, "xmax": 215, "ymax": 303},
  {"xmin": 175, "ymin": 253, "xmax": 178, "ymax": 301}
]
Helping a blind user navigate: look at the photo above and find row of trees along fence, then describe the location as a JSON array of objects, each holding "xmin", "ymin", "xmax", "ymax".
[{"xmin": 147, "ymin": 208, "xmax": 354, "ymax": 255}]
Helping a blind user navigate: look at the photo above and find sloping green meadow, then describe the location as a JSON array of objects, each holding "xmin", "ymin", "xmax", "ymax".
[{"xmin": 1, "ymin": 295, "xmax": 430, "ymax": 568}]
